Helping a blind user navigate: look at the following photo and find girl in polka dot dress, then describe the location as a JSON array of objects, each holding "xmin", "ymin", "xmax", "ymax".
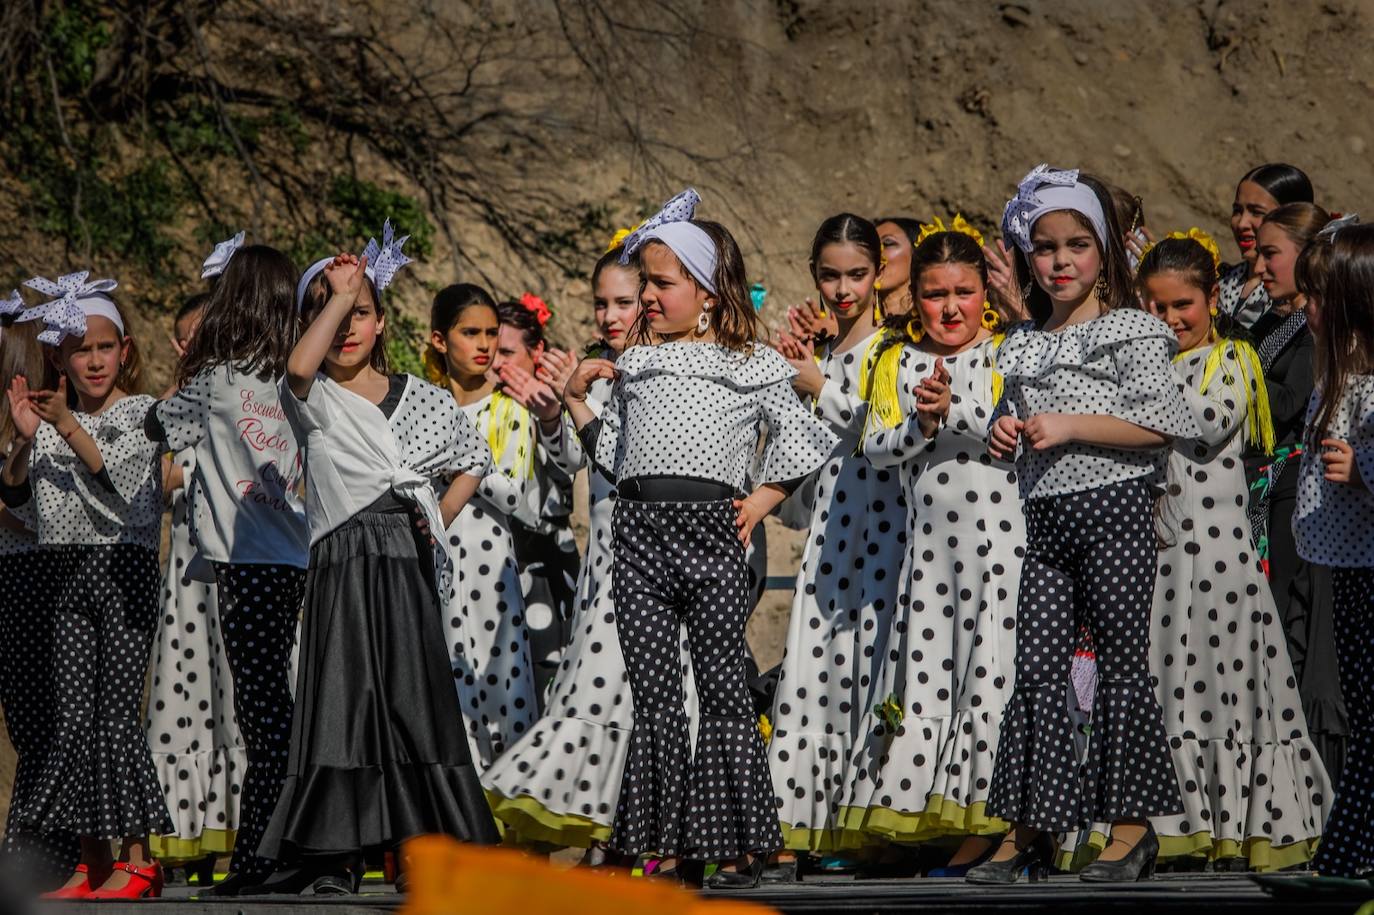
[
  {"xmin": 144, "ymin": 295, "xmax": 247, "ymax": 883},
  {"xmin": 0, "ymin": 307, "xmax": 78, "ymax": 894},
  {"xmin": 1137, "ymin": 233, "xmax": 1331, "ymax": 871},
  {"xmin": 259, "ymin": 239, "xmax": 498, "ymax": 894},
  {"xmin": 968, "ymin": 167, "xmax": 1202, "ymax": 885},
  {"xmin": 564, "ymin": 190, "xmax": 836, "ymax": 888},
  {"xmin": 1219, "ymin": 164, "xmax": 1313, "ymax": 330},
  {"xmin": 426, "ymin": 284, "xmax": 538, "ymax": 770},
  {"xmin": 843, "ymin": 222, "xmax": 1024, "ymax": 874},
  {"xmin": 482, "ymin": 244, "xmax": 685, "ymax": 859},
  {"xmin": 764, "ymin": 214, "xmax": 902, "ymax": 866},
  {"xmin": 492, "ymin": 298, "xmax": 579, "ymax": 702},
  {"xmin": 147, "ymin": 245, "xmax": 316, "ymax": 894},
  {"xmin": 1, "ymin": 279, "xmax": 173, "ymax": 899},
  {"xmin": 1293, "ymin": 223, "xmax": 1374, "ymax": 879}
]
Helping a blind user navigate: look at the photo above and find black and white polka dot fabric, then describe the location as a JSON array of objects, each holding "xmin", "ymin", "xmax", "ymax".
[
  {"xmin": 988, "ymin": 478, "xmax": 1181, "ymax": 832},
  {"xmin": 767, "ymin": 330, "xmax": 909, "ymax": 852},
  {"xmin": 1293, "ymin": 374, "xmax": 1374, "ymax": 569},
  {"xmin": 445, "ymin": 392, "xmax": 537, "ymax": 769},
  {"xmin": 995, "ymin": 310, "xmax": 1201, "ymax": 500},
  {"xmin": 843, "ymin": 338, "xmax": 1023, "ymax": 843},
  {"xmin": 13, "ymin": 543, "xmax": 173, "ymax": 839},
  {"xmin": 0, "ymin": 532, "xmax": 79, "ymax": 886},
  {"xmin": 609, "ymin": 498, "xmax": 781, "ymax": 860},
  {"xmin": 1218, "ymin": 262, "xmax": 1272, "ymax": 331},
  {"xmin": 210, "ymin": 562, "xmax": 305, "ymax": 881},
  {"xmin": 594, "ymin": 342, "xmax": 837, "ymax": 489},
  {"xmin": 146, "ymin": 449, "xmax": 246, "ymax": 864},
  {"xmin": 1313, "ymin": 567, "xmax": 1374, "ymax": 877},
  {"xmin": 1148, "ymin": 343, "xmax": 1330, "ymax": 868},
  {"xmin": 25, "ymin": 394, "xmax": 163, "ymax": 549}
]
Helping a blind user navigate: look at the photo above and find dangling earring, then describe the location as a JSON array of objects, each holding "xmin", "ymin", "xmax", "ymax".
[
  {"xmin": 696, "ymin": 302, "xmax": 712, "ymax": 335},
  {"xmin": 1095, "ymin": 274, "xmax": 1112, "ymax": 304},
  {"xmin": 906, "ymin": 317, "xmax": 924, "ymax": 343},
  {"xmin": 981, "ymin": 300, "xmax": 1000, "ymax": 331}
]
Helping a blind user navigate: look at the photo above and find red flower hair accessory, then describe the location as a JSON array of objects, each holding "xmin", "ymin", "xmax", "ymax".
[{"xmin": 520, "ymin": 292, "xmax": 552, "ymax": 326}]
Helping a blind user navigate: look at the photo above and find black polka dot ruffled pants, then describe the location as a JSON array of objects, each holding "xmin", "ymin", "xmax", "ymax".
[
  {"xmin": 212, "ymin": 563, "xmax": 306, "ymax": 881},
  {"xmin": 12, "ymin": 544, "xmax": 173, "ymax": 840},
  {"xmin": 609, "ymin": 498, "xmax": 782, "ymax": 861},
  {"xmin": 1313, "ymin": 567, "xmax": 1374, "ymax": 877},
  {"xmin": 0, "ymin": 549, "xmax": 79, "ymax": 887},
  {"xmin": 988, "ymin": 479, "xmax": 1181, "ymax": 832}
]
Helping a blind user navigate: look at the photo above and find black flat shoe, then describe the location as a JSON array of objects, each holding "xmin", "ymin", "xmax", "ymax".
[
  {"xmin": 965, "ymin": 832, "xmax": 1055, "ymax": 885},
  {"xmin": 312, "ymin": 871, "xmax": 360, "ymax": 896},
  {"xmin": 1079, "ymin": 826, "xmax": 1159, "ymax": 883},
  {"xmin": 759, "ymin": 859, "xmax": 799, "ymax": 884},
  {"xmin": 200, "ymin": 872, "xmax": 261, "ymax": 897},
  {"xmin": 705, "ymin": 856, "xmax": 767, "ymax": 890}
]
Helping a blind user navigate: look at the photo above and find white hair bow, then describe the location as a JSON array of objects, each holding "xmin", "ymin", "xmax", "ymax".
[
  {"xmin": 201, "ymin": 230, "xmax": 246, "ymax": 279},
  {"xmin": 1, "ymin": 289, "xmax": 24, "ymax": 325},
  {"xmin": 618, "ymin": 188, "xmax": 702, "ymax": 264},
  {"xmin": 1001, "ymin": 164, "xmax": 1081, "ymax": 253},
  {"xmin": 21, "ymin": 271, "xmax": 119, "ymax": 344},
  {"xmin": 362, "ymin": 219, "xmax": 412, "ymax": 292},
  {"xmin": 1318, "ymin": 213, "xmax": 1360, "ymax": 241}
]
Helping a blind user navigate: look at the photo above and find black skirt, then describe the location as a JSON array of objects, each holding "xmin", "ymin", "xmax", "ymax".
[{"xmin": 258, "ymin": 495, "xmax": 498, "ymax": 857}]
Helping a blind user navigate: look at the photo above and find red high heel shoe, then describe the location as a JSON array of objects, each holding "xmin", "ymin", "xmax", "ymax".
[
  {"xmin": 41, "ymin": 863, "xmax": 113, "ymax": 899},
  {"xmin": 87, "ymin": 861, "xmax": 165, "ymax": 899}
]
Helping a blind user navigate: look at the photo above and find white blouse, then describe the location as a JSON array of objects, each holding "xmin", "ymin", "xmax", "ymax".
[
  {"xmin": 995, "ymin": 309, "xmax": 1201, "ymax": 500},
  {"xmin": 1294, "ymin": 375, "xmax": 1374, "ymax": 568},
  {"xmin": 154, "ymin": 365, "xmax": 309, "ymax": 568},
  {"xmin": 282, "ymin": 373, "xmax": 491, "ymax": 548},
  {"xmin": 1218, "ymin": 261, "xmax": 1272, "ymax": 331},
  {"xmin": 593, "ymin": 341, "xmax": 837, "ymax": 489},
  {"xmin": 25, "ymin": 394, "xmax": 163, "ymax": 550}
]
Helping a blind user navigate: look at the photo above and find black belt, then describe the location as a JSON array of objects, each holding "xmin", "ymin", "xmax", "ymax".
[{"xmin": 617, "ymin": 476, "xmax": 736, "ymax": 503}]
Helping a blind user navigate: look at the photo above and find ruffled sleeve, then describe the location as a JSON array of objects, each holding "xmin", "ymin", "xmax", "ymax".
[
  {"xmin": 153, "ymin": 368, "xmax": 215, "ymax": 452},
  {"xmin": 943, "ymin": 342, "xmax": 1001, "ymax": 445},
  {"xmin": 755, "ymin": 349, "xmax": 839, "ymax": 485},
  {"xmin": 1105, "ymin": 312, "xmax": 1201, "ymax": 440}
]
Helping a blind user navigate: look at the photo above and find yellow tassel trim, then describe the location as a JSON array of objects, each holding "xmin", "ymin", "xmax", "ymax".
[
  {"xmin": 1179, "ymin": 339, "xmax": 1274, "ymax": 454},
  {"xmin": 486, "ymin": 390, "xmax": 536, "ymax": 479},
  {"xmin": 863, "ymin": 331, "xmax": 1006, "ymax": 436}
]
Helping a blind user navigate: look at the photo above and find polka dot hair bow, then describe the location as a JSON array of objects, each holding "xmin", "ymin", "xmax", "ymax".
[
  {"xmin": 0, "ymin": 288, "xmax": 24, "ymax": 327},
  {"xmin": 1000, "ymin": 163, "xmax": 1082, "ymax": 253},
  {"xmin": 361, "ymin": 218, "xmax": 413, "ymax": 293},
  {"xmin": 617, "ymin": 188, "xmax": 702, "ymax": 263},
  {"xmin": 21, "ymin": 271, "xmax": 120, "ymax": 344},
  {"xmin": 201, "ymin": 230, "xmax": 246, "ymax": 279}
]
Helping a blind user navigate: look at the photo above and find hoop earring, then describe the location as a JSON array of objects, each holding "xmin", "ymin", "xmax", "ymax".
[
  {"xmin": 696, "ymin": 303, "xmax": 712, "ymax": 335},
  {"xmin": 981, "ymin": 301, "xmax": 1000, "ymax": 331}
]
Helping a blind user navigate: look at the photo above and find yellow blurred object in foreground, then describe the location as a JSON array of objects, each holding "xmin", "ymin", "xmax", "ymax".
[{"xmin": 401, "ymin": 835, "xmax": 777, "ymax": 915}]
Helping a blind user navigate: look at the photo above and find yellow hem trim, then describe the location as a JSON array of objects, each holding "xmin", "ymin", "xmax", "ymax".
[
  {"xmin": 832, "ymin": 796, "xmax": 1007, "ymax": 848},
  {"xmin": 485, "ymin": 790, "xmax": 610, "ymax": 849},
  {"xmin": 1057, "ymin": 829, "xmax": 1319, "ymax": 873},
  {"xmin": 150, "ymin": 828, "xmax": 237, "ymax": 862}
]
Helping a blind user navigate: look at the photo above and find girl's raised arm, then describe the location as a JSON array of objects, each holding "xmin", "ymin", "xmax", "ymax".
[{"xmin": 286, "ymin": 254, "xmax": 368, "ymax": 399}]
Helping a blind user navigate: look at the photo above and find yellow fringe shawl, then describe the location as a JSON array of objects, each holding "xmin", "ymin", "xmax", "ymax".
[
  {"xmin": 1178, "ymin": 338, "xmax": 1275, "ymax": 454},
  {"xmin": 863, "ymin": 331, "xmax": 1005, "ymax": 435}
]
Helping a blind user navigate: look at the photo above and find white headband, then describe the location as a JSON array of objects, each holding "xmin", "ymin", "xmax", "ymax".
[
  {"xmin": 637, "ymin": 223, "xmax": 719, "ymax": 295},
  {"xmin": 20, "ymin": 272, "xmax": 122, "ymax": 344},
  {"xmin": 1001, "ymin": 164, "xmax": 1110, "ymax": 254},
  {"xmin": 294, "ymin": 218, "xmax": 413, "ymax": 311}
]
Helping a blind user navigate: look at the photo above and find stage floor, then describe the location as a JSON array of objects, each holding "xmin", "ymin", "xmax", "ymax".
[{"xmin": 20, "ymin": 873, "xmax": 1374, "ymax": 914}]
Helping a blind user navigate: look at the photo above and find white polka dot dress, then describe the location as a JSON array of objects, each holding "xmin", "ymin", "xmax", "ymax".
[
  {"xmin": 445, "ymin": 391, "xmax": 538, "ymax": 769},
  {"xmin": 839, "ymin": 338, "xmax": 1024, "ymax": 844},
  {"xmin": 1218, "ymin": 262, "xmax": 1272, "ymax": 331},
  {"xmin": 146, "ymin": 449, "xmax": 247, "ymax": 864},
  {"xmin": 1148, "ymin": 343, "xmax": 1331, "ymax": 870},
  {"xmin": 766, "ymin": 330, "xmax": 907, "ymax": 853}
]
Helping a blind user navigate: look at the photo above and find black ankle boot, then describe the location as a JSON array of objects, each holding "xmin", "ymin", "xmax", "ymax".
[
  {"xmin": 965, "ymin": 832, "xmax": 1055, "ymax": 885},
  {"xmin": 1079, "ymin": 826, "xmax": 1159, "ymax": 883}
]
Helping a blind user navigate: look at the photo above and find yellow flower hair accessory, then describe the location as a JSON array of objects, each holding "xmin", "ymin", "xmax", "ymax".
[
  {"xmin": 605, "ymin": 227, "xmax": 634, "ymax": 252},
  {"xmin": 1137, "ymin": 227, "xmax": 1223, "ymax": 273},
  {"xmin": 914, "ymin": 213, "xmax": 985, "ymax": 250}
]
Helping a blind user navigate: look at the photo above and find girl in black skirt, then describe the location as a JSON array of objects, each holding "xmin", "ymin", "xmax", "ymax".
[{"xmin": 258, "ymin": 228, "xmax": 498, "ymax": 895}]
